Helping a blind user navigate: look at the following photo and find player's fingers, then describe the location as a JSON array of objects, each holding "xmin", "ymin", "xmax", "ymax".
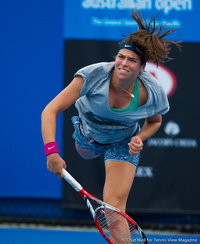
[
  {"xmin": 55, "ymin": 167, "xmax": 63, "ymax": 178},
  {"xmin": 128, "ymin": 143, "xmax": 143, "ymax": 151},
  {"xmin": 59, "ymin": 163, "xmax": 67, "ymax": 178},
  {"xmin": 128, "ymin": 145, "xmax": 143, "ymax": 156},
  {"xmin": 128, "ymin": 148, "xmax": 139, "ymax": 155},
  {"xmin": 58, "ymin": 173, "xmax": 63, "ymax": 179},
  {"xmin": 59, "ymin": 164, "xmax": 67, "ymax": 178},
  {"xmin": 130, "ymin": 141, "xmax": 143, "ymax": 149}
]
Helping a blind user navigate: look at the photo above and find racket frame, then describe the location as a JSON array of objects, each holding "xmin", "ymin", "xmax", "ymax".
[{"xmin": 62, "ymin": 168, "xmax": 147, "ymax": 244}]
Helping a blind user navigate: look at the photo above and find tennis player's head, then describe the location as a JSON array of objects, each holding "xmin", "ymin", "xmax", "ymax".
[{"xmin": 118, "ymin": 9, "xmax": 182, "ymax": 66}]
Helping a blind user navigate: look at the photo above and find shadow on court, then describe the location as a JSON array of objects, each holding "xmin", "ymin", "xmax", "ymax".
[{"xmin": 0, "ymin": 228, "xmax": 200, "ymax": 244}]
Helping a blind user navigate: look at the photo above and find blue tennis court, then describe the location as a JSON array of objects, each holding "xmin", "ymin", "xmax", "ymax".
[{"xmin": 0, "ymin": 227, "xmax": 200, "ymax": 244}]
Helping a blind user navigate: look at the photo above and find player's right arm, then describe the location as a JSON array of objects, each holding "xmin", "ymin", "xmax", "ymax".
[{"xmin": 41, "ymin": 76, "xmax": 84, "ymax": 178}]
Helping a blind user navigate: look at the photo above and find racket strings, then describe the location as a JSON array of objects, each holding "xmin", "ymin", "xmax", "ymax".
[{"xmin": 96, "ymin": 208, "xmax": 145, "ymax": 244}]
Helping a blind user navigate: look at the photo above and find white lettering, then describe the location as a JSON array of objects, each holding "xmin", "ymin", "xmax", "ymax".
[
  {"xmin": 82, "ymin": 0, "xmax": 193, "ymax": 13},
  {"xmin": 117, "ymin": 0, "xmax": 152, "ymax": 10},
  {"xmin": 91, "ymin": 17, "xmax": 103, "ymax": 25},
  {"xmin": 91, "ymin": 17, "xmax": 181, "ymax": 28},
  {"xmin": 155, "ymin": 0, "xmax": 192, "ymax": 14},
  {"xmin": 167, "ymin": 238, "xmax": 178, "ymax": 242},
  {"xmin": 147, "ymin": 138, "xmax": 198, "ymax": 148},
  {"xmin": 178, "ymin": 238, "xmax": 198, "ymax": 243},
  {"xmin": 82, "ymin": 0, "xmax": 152, "ymax": 10},
  {"xmin": 82, "ymin": 0, "xmax": 117, "ymax": 9},
  {"xmin": 135, "ymin": 166, "xmax": 154, "ymax": 178},
  {"xmin": 154, "ymin": 238, "xmax": 167, "ymax": 242},
  {"xmin": 104, "ymin": 17, "xmax": 122, "ymax": 25},
  {"xmin": 91, "ymin": 17, "xmax": 139, "ymax": 27},
  {"xmin": 147, "ymin": 238, "xmax": 198, "ymax": 243}
]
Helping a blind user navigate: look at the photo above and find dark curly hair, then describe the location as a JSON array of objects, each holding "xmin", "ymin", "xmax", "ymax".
[{"xmin": 120, "ymin": 9, "xmax": 182, "ymax": 65}]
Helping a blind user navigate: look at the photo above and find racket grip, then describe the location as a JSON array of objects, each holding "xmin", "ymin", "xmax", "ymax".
[{"xmin": 62, "ymin": 168, "xmax": 83, "ymax": 192}]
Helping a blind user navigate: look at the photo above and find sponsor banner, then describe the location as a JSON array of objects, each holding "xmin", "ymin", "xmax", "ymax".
[
  {"xmin": 145, "ymin": 62, "xmax": 177, "ymax": 97},
  {"xmin": 62, "ymin": 40, "xmax": 200, "ymax": 214},
  {"xmin": 63, "ymin": 0, "xmax": 199, "ymax": 42}
]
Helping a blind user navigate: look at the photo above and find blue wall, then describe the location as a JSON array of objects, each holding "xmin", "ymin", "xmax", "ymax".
[{"xmin": 0, "ymin": 0, "xmax": 64, "ymax": 198}]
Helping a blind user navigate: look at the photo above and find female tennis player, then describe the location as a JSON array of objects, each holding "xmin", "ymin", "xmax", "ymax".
[{"xmin": 41, "ymin": 9, "xmax": 181, "ymax": 214}]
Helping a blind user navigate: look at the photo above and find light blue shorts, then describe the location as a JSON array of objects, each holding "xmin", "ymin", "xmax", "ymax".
[{"xmin": 71, "ymin": 116, "xmax": 140, "ymax": 167}]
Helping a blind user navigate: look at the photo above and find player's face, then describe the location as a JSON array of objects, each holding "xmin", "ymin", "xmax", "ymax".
[{"xmin": 115, "ymin": 49, "xmax": 145, "ymax": 81}]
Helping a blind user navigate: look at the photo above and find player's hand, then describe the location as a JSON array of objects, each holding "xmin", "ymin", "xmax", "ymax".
[
  {"xmin": 47, "ymin": 153, "xmax": 67, "ymax": 178},
  {"xmin": 128, "ymin": 136, "xmax": 143, "ymax": 156}
]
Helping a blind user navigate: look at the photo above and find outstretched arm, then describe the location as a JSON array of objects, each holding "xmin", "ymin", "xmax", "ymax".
[{"xmin": 41, "ymin": 76, "xmax": 84, "ymax": 178}]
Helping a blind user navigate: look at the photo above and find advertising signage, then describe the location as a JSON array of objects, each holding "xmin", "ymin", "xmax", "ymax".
[{"xmin": 64, "ymin": 0, "xmax": 199, "ymax": 42}]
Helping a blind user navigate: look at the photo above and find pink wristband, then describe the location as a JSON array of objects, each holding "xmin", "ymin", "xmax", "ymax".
[{"xmin": 44, "ymin": 142, "xmax": 59, "ymax": 156}]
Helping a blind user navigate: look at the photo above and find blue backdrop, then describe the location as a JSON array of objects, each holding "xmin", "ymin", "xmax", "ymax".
[
  {"xmin": 0, "ymin": 0, "xmax": 64, "ymax": 198},
  {"xmin": 64, "ymin": 0, "xmax": 198, "ymax": 42}
]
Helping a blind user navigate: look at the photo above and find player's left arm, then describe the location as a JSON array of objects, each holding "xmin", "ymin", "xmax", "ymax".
[
  {"xmin": 128, "ymin": 114, "xmax": 162, "ymax": 156},
  {"xmin": 138, "ymin": 114, "xmax": 162, "ymax": 141}
]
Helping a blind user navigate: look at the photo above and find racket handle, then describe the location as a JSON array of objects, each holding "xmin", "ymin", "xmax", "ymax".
[{"xmin": 62, "ymin": 168, "xmax": 83, "ymax": 192}]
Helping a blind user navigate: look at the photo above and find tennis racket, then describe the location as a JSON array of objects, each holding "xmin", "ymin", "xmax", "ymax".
[{"xmin": 62, "ymin": 168, "xmax": 148, "ymax": 244}]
